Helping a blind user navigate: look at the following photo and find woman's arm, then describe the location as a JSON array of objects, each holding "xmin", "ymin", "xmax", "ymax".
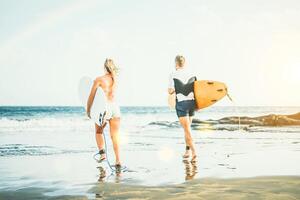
[
  {"xmin": 168, "ymin": 73, "xmax": 175, "ymax": 95},
  {"xmin": 168, "ymin": 88, "xmax": 175, "ymax": 94},
  {"xmin": 86, "ymin": 79, "xmax": 101, "ymax": 118}
]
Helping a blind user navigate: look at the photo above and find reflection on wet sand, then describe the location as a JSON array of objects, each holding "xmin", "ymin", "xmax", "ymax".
[
  {"xmin": 96, "ymin": 165, "xmax": 122, "ymax": 199},
  {"xmin": 89, "ymin": 176, "xmax": 300, "ymax": 200},
  {"xmin": 97, "ymin": 165, "xmax": 122, "ymax": 183},
  {"xmin": 183, "ymin": 160, "xmax": 198, "ymax": 181},
  {"xmin": 97, "ymin": 166, "xmax": 107, "ymax": 182}
]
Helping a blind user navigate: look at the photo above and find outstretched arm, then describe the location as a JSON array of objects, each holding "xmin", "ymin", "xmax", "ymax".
[{"xmin": 87, "ymin": 79, "xmax": 101, "ymax": 118}]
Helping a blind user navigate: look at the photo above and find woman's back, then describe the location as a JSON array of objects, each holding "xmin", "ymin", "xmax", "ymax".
[{"xmin": 97, "ymin": 74, "xmax": 115, "ymax": 102}]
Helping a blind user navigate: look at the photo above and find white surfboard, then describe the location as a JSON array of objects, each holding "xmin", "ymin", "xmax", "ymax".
[{"xmin": 78, "ymin": 76, "xmax": 107, "ymax": 126}]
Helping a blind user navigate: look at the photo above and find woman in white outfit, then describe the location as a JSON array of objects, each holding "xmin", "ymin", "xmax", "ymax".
[{"xmin": 87, "ymin": 58, "xmax": 121, "ymax": 168}]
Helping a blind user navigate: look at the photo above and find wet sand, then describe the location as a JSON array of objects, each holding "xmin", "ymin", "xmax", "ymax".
[
  {"xmin": 90, "ymin": 176, "xmax": 300, "ymax": 200},
  {"xmin": 1, "ymin": 176, "xmax": 299, "ymax": 200},
  {"xmin": 1, "ymin": 107, "xmax": 300, "ymax": 199},
  {"xmin": 1, "ymin": 129, "xmax": 300, "ymax": 199}
]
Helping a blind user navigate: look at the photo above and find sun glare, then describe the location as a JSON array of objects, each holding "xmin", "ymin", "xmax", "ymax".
[
  {"xmin": 157, "ymin": 146, "xmax": 174, "ymax": 162},
  {"xmin": 282, "ymin": 63, "xmax": 300, "ymax": 85}
]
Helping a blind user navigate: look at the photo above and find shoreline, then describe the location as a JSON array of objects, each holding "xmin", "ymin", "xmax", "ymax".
[
  {"xmin": 1, "ymin": 106, "xmax": 300, "ymax": 199},
  {"xmin": 1, "ymin": 176, "xmax": 299, "ymax": 200}
]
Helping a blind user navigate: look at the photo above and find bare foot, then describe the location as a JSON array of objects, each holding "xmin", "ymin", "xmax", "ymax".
[
  {"xmin": 191, "ymin": 154, "xmax": 197, "ymax": 163},
  {"xmin": 182, "ymin": 150, "xmax": 190, "ymax": 160},
  {"xmin": 100, "ymin": 154, "xmax": 106, "ymax": 161},
  {"xmin": 115, "ymin": 161, "xmax": 121, "ymax": 167},
  {"xmin": 97, "ymin": 149, "xmax": 106, "ymax": 162}
]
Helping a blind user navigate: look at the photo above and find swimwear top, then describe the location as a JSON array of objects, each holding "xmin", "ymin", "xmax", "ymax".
[{"xmin": 168, "ymin": 68, "xmax": 197, "ymax": 102}]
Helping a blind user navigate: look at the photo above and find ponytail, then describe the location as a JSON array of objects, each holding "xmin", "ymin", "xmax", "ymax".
[{"xmin": 104, "ymin": 58, "xmax": 119, "ymax": 90}]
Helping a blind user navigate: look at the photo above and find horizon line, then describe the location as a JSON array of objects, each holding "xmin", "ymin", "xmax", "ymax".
[{"xmin": 0, "ymin": 105, "xmax": 299, "ymax": 108}]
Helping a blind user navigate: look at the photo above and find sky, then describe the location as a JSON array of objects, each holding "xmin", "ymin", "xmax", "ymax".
[{"xmin": 0, "ymin": 0, "xmax": 300, "ymax": 106}]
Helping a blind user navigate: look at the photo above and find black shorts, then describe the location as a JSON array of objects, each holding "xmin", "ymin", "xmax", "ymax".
[{"xmin": 176, "ymin": 100, "xmax": 196, "ymax": 118}]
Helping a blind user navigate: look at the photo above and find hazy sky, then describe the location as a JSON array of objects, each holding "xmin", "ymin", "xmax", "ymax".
[{"xmin": 1, "ymin": 0, "xmax": 300, "ymax": 106}]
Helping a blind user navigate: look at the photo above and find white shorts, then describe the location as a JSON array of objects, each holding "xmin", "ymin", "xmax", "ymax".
[{"xmin": 105, "ymin": 102, "xmax": 121, "ymax": 121}]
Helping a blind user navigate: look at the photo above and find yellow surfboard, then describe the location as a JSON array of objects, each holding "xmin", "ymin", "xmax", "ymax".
[
  {"xmin": 194, "ymin": 80, "xmax": 228, "ymax": 110},
  {"xmin": 168, "ymin": 80, "xmax": 228, "ymax": 110}
]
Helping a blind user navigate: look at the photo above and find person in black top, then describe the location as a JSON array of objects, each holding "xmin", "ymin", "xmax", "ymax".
[{"xmin": 168, "ymin": 55, "xmax": 197, "ymax": 162}]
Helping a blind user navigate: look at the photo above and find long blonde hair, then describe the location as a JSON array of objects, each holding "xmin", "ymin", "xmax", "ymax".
[
  {"xmin": 104, "ymin": 58, "xmax": 118, "ymax": 90},
  {"xmin": 175, "ymin": 55, "xmax": 185, "ymax": 68}
]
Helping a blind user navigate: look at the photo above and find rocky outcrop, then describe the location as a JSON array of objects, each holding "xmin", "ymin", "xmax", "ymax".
[
  {"xmin": 217, "ymin": 112, "xmax": 300, "ymax": 126},
  {"xmin": 149, "ymin": 112, "xmax": 300, "ymax": 129}
]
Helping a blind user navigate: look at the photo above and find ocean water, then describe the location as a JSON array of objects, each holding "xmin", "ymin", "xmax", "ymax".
[
  {"xmin": 0, "ymin": 106, "xmax": 300, "ymax": 191},
  {"xmin": 0, "ymin": 106, "xmax": 300, "ymax": 158},
  {"xmin": 1, "ymin": 106, "xmax": 300, "ymax": 134}
]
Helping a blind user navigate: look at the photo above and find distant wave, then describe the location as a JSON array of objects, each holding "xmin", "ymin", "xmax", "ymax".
[
  {"xmin": 148, "ymin": 121, "xmax": 181, "ymax": 128},
  {"xmin": 148, "ymin": 120, "xmax": 244, "ymax": 132},
  {"xmin": 1, "ymin": 109, "xmax": 300, "ymax": 134},
  {"xmin": 0, "ymin": 117, "xmax": 92, "ymax": 133},
  {"xmin": 0, "ymin": 144, "xmax": 92, "ymax": 157}
]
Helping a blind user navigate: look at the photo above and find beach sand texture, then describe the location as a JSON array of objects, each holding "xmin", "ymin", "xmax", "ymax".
[
  {"xmin": 0, "ymin": 176, "xmax": 299, "ymax": 200},
  {"xmin": 90, "ymin": 176, "xmax": 300, "ymax": 200},
  {"xmin": 1, "ymin": 106, "xmax": 300, "ymax": 199}
]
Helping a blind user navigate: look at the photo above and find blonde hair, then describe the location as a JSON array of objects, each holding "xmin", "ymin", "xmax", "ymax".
[
  {"xmin": 104, "ymin": 58, "xmax": 119, "ymax": 90},
  {"xmin": 175, "ymin": 55, "xmax": 185, "ymax": 68}
]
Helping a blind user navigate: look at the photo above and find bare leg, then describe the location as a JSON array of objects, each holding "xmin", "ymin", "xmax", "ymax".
[
  {"xmin": 95, "ymin": 122, "xmax": 107, "ymax": 160},
  {"xmin": 189, "ymin": 116, "xmax": 193, "ymax": 124},
  {"xmin": 187, "ymin": 116, "xmax": 193, "ymax": 155},
  {"xmin": 179, "ymin": 117, "xmax": 197, "ymax": 160},
  {"xmin": 109, "ymin": 118, "xmax": 121, "ymax": 165}
]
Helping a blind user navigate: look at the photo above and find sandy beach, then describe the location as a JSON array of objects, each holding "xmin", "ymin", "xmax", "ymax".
[
  {"xmin": 90, "ymin": 176, "xmax": 300, "ymax": 200},
  {"xmin": 1, "ymin": 176, "xmax": 300, "ymax": 199},
  {"xmin": 1, "ymin": 106, "xmax": 300, "ymax": 199},
  {"xmin": 2, "ymin": 0, "xmax": 300, "ymax": 198}
]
